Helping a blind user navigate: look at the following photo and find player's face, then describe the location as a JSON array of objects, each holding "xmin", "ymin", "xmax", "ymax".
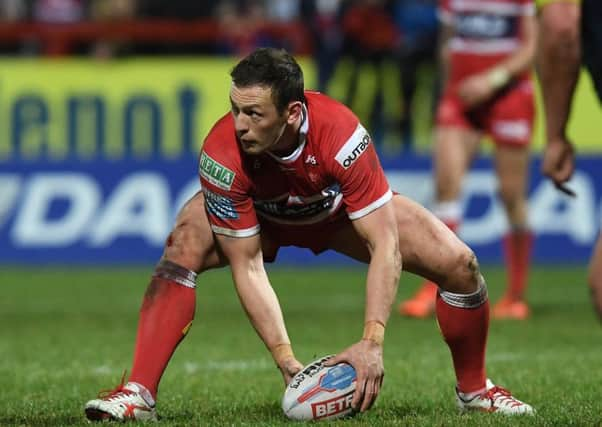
[{"xmin": 230, "ymin": 84, "xmax": 289, "ymax": 155}]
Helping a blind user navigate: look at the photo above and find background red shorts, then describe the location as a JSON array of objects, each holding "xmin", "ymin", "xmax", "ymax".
[{"xmin": 436, "ymin": 78, "xmax": 535, "ymax": 146}]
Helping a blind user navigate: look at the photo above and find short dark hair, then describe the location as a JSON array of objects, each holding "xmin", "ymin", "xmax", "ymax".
[{"xmin": 230, "ymin": 48, "xmax": 305, "ymax": 113}]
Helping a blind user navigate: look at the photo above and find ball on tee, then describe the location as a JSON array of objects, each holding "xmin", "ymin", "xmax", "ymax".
[{"xmin": 282, "ymin": 355, "xmax": 357, "ymax": 421}]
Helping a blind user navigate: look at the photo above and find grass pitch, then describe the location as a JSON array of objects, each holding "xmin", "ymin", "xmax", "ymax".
[{"xmin": 0, "ymin": 264, "xmax": 600, "ymax": 426}]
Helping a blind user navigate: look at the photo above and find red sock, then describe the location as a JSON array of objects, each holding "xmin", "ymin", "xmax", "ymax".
[
  {"xmin": 502, "ymin": 230, "xmax": 533, "ymax": 301},
  {"xmin": 129, "ymin": 277, "xmax": 196, "ymax": 398},
  {"xmin": 436, "ymin": 294, "xmax": 489, "ymax": 393}
]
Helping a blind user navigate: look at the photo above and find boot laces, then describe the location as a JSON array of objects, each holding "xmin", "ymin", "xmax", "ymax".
[
  {"xmin": 97, "ymin": 371, "xmax": 134, "ymax": 401},
  {"xmin": 485, "ymin": 386, "xmax": 523, "ymax": 408}
]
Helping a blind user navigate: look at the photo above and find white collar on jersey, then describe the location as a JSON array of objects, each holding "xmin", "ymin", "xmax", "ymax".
[{"xmin": 267, "ymin": 103, "xmax": 309, "ymax": 164}]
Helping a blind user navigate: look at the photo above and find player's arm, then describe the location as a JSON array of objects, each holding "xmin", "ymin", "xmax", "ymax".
[
  {"xmin": 352, "ymin": 201, "xmax": 401, "ymax": 335},
  {"xmin": 459, "ymin": 10, "xmax": 537, "ymax": 106},
  {"xmin": 537, "ymin": 1, "xmax": 581, "ymax": 195},
  {"xmin": 326, "ymin": 200, "xmax": 401, "ymax": 413},
  {"xmin": 215, "ymin": 231, "xmax": 303, "ymax": 385},
  {"xmin": 488, "ymin": 11, "xmax": 537, "ymax": 85}
]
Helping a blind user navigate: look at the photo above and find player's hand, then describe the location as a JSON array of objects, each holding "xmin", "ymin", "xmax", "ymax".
[
  {"xmin": 278, "ymin": 356, "xmax": 304, "ymax": 386},
  {"xmin": 541, "ymin": 136, "xmax": 576, "ymax": 197},
  {"xmin": 324, "ymin": 340, "xmax": 384, "ymax": 413},
  {"xmin": 458, "ymin": 73, "xmax": 496, "ymax": 108}
]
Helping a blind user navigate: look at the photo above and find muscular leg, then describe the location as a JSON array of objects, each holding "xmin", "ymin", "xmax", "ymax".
[
  {"xmin": 399, "ymin": 126, "xmax": 481, "ymax": 317},
  {"xmin": 492, "ymin": 143, "xmax": 533, "ymax": 319},
  {"xmin": 588, "ymin": 234, "xmax": 602, "ymax": 320},
  {"xmin": 434, "ymin": 126, "xmax": 481, "ymax": 206},
  {"xmin": 129, "ymin": 191, "xmax": 228, "ymax": 398},
  {"xmin": 329, "ymin": 194, "xmax": 488, "ymax": 393}
]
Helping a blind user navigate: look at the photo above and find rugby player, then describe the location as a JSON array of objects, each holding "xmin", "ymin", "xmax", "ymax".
[
  {"xmin": 400, "ymin": 0, "xmax": 537, "ymax": 320},
  {"xmin": 84, "ymin": 48, "xmax": 534, "ymax": 422}
]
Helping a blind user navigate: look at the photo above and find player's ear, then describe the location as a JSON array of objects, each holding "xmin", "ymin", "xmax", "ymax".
[{"xmin": 286, "ymin": 101, "xmax": 303, "ymax": 125}]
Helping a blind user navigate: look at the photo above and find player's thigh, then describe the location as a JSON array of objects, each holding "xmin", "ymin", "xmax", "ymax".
[
  {"xmin": 163, "ymin": 191, "xmax": 227, "ymax": 273},
  {"xmin": 434, "ymin": 126, "xmax": 480, "ymax": 200},
  {"xmin": 393, "ymin": 194, "xmax": 479, "ymax": 293},
  {"xmin": 327, "ymin": 196, "xmax": 480, "ymax": 293}
]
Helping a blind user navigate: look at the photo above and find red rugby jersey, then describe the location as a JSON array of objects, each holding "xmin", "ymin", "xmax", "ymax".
[
  {"xmin": 439, "ymin": 0, "xmax": 535, "ymax": 84},
  {"xmin": 198, "ymin": 91, "xmax": 392, "ymax": 238}
]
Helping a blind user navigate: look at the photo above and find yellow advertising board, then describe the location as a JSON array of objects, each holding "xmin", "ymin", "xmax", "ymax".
[
  {"xmin": 0, "ymin": 57, "xmax": 315, "ymax": 160},
  {"xmin": 0, "ymin": 57, "xmax": 598, "ymax": 160}
]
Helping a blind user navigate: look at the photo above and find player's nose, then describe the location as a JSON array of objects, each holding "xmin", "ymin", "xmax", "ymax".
[{"xmin": 233, "ymin": 113, "xmax": 249, "ymax": 135}]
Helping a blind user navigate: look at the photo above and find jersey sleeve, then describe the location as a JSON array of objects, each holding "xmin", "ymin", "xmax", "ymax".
[
  {"xmin": 329, "ymin": 123, "xmax": 392, "ymax": 220},
  {"xmin": 198, "ymin": 148, "xmax": 260, "ymax": 238}
]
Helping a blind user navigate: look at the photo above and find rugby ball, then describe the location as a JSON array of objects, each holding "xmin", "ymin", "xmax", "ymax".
[{"xmin": 282, "ymin": 355, "xmax": 357, "ymax": 421}]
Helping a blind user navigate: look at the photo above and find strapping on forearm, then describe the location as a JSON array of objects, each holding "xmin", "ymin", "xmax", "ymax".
[
  {"xmin": 270, "ymin": 343, "xmax": 294, "ymax": 366},
  {"xmin": 362, "ymin": 320, "xmax": 385, "ymax": 346}
]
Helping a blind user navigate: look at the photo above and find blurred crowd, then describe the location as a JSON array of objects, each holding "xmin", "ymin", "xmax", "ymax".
[{"xmin": 0, "ymin": 0, "xmax": 439, "ymax": 150}]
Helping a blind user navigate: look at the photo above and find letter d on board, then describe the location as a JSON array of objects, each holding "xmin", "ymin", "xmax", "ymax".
[{"xmin": 12, "ymin": 173, "xmax": 100, "ymax": 246}]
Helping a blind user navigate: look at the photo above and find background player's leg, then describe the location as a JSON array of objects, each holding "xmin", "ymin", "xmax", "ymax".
[
  {"xmin": 400, "ymin": 126, "xmax": 480, "ymax": 318},
  {"xmin": 491, "ymin": 143, "xmax": 532, "ymax": 319},
  {"xmin": 588, "ymin": 233, "xmax": 602, "ymax": 320}
]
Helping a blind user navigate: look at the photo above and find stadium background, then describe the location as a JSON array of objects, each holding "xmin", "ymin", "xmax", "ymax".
[
  {"xmin": 2, "ymin": 2, "xmax": 602, "ymax": 426},
  {"xmin": 0, "ymin": 54, "xmax": 600, "ymax": 265}
]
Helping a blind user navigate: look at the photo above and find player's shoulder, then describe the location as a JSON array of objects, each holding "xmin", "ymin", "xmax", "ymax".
[
  {"xmin": 200, "ymin": 113, "xmax": 243, "ymax": 191},
  {"xmin": 202, "ymin": 113, "xmax": 240, "ymax": 163},
  {"xmin": 304, "ymin": 91, "xmax": 374, "ymax": 171},
  {"xmin": 305, "ymin": 91, "xmax": 360, "ymax": 144},
  {"xmin": 305, "ymin": 91, "xmax": 358, "ymax": 126}
]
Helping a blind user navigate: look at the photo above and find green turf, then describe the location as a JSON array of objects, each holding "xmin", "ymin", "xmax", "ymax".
[{"xmin": 0, "ymin": 265, "xmax": 600, "ymax": 426}]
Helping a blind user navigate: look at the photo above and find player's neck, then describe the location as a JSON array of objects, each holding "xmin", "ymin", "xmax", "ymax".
[{"xmin": 269, "ymin": 114, "xmax": 303, "ymax": 158}]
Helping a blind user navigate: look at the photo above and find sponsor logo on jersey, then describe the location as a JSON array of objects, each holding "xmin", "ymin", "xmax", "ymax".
[
  {"xmin": 335, "ymin": 125, "xmax": 372, "ymax": 169},
  {"xmin": 254, "ymin": 184, "xmax": 341, "ymax": 221},
  {"xmin": 203, "ymin": 189, "xmax": 238, "ymax": 219},
  {"xmin": 199, "ymin": 151, "xmax": 235, "ymax": 190},
  {"xmin": 456, "ymin": 13, "xmax": 514, "ymax": 39}
]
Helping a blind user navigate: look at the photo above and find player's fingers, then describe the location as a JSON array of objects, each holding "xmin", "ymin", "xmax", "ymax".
[
  {"xmin": 360, "ymin": 378, "xmax": 379, "ymax": 412},
  {"xmin": 351, "ymin": 377, "xmax": 366, "ymax": 411},
  {"xmin": 323, "ymin": 353, "xmax": 344, "ymax": 366},
  {"xmin": 555, "ymin": 162, "xmax": 573, "ymax": 183}
]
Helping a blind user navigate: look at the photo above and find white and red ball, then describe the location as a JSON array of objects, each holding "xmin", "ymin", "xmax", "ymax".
[{"xmin": 282, "ymin": 355, "xmax": 357, "ymax": 421}]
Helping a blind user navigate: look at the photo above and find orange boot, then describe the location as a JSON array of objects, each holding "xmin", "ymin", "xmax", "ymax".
[
  {"xmin": 491, "ymin": 297, "xmax": 530, "ymax": 320},
  {"xmin": 399, "ymin": 282, "xmax": 438, "ymax": 318}
]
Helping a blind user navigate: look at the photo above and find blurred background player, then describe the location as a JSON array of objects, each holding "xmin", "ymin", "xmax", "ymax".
[
  {"xmin": 538, "ymin": 0, "xmax": 602, "ymax": 318},
  {"xmin": 399, "ymin": 0, "xmax": 537, "ymax": 320}
]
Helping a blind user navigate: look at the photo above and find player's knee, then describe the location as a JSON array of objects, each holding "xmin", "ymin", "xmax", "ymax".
[
  {"xmin": 443, "ymin": 247, "xmax": 481, "ymax": 294},
  {"xmin": 162, "ymin": 221, "xmax": 215, "ymax": 272},
  {"xmin": 498, "ymin": 188, "xmax": 524, "ymax": 220}
]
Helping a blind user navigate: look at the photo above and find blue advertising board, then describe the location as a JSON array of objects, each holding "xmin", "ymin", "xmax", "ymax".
[{"xmin": 1, "ymin": 154, "xmax": 600, "ymax": 265}]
